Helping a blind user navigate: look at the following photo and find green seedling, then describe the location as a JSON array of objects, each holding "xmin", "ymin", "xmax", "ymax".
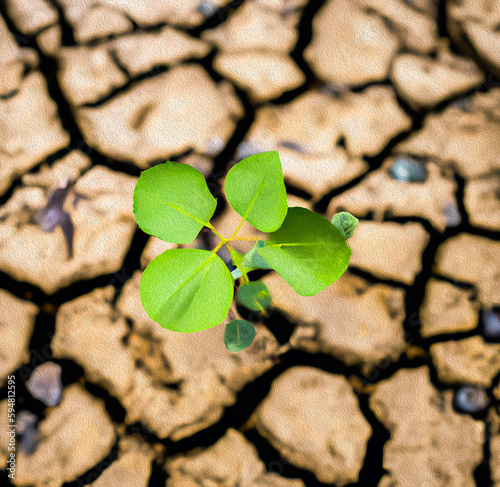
[{"xmin": 133, "ymin": 151, "xmax": 357, "ymax": 352}]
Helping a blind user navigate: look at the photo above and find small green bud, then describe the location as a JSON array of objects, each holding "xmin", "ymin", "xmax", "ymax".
[{"xmin": 331, "ymin": 212, "xmax": 359, "ymax": 239}]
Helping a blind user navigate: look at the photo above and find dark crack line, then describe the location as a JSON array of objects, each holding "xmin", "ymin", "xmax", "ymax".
[
  {"xmin": 347, "ymin": 266, "xmax": 412, "ymax": 291},
  {"xmin": 148, "ymin": 459, "xmax": 169, "ymax": 487},
  {"xmin": 245, "ymin": 428, "xmax": 335, "ymax": 487},
  {"xmin": 284, "ymin": 181, "xmax": 314, "ymax": 201},
  {"xmin": 0, "ymin": 225, "xmax": 149, "ymax": 308},
  {"xmin": 110, "ymin": 228, "xmax": 150, "ymax": 305},
  {"xmin": 108, "ymin": 48, "xmax": 131, "ymax": 79},
  {"xmin": 0, "ymin": 146, "xmax": 73, "ymax": 208},
  {"xmin": 355, "ymin": 393, "xmax": 391, "ymax": 487},
  {"xmin": 313, "ymin": 78, "xmax": 496, "ymax": 216},
  {"xmin": 122, "ymin": 349, "xmax": 388, "ymax": 456},
  {"xmin": 45, "ymin": 0, "xmax": 77, "ymax": 46},
  {"xmin": 80, "ymin": 64, "xmax": 170, "ymax": 108},
  {"xmin": 474, "ymin": 416, "xmax": 493, "ymax": 487},
  {"xmin": 79, "ymin": 51, "xmax": 222, "ymax": 109},
  {"xmin": 267, "ymin": 0, "xmax": 327, "ymax": 106},
  {"xmin": 188, "ymin": 0, "xmax": 246, "ymax": 38},
  {"xmin": 314, "ymin": 123, "xmax": 419, "ymax": 214},
  {"xmin": 62, "ymin": 439, "xmax": 120, "ymax": 487},
  {"xmin": 0, "ymin": 1, "xmax": 145, "ymax": 181}
]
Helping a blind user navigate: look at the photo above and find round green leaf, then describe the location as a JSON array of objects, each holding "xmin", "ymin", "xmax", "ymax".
[
  {"xmin": 140, "ymin": 249, "xmax": 234, "ymax": 332},
  {"xmin": 224, "ymin": 320, "xmax": 256, "ymax": 352},
  {"xmin": 258, "ymin": 207, "xmax": 352, "ymax": 296},
  {"xmin": 237, "ymin": 281, "xmax": 272, "ymax": 312},
  {"xmin": 133, "ymin": 161, "xmax": 217, "ymax": 244},
  {"xmin": 224, "ymin": 151, "xmax": 287, "ymax": 232}
]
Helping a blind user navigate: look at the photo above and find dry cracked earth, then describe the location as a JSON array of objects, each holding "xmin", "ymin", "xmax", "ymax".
[{"xmin": 0, "ymin": 0, "xmax": 500, "ymax": 486}]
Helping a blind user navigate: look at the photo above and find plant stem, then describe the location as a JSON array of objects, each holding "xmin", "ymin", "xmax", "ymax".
[
  {"xmin": 256, "ymin": 301, "xmax": 268, "ymax": 318},
  {"xmin": 230, "ymin": 237, "xmax": 261, "ymax": 242},
  {"xmin": 235, "ymin": 261, "xmax": 250, "ymax": 283},
  {"xmin": 207, "ymin": 222, "xmax": 249, "ymax": 284},
  {"xmin": 227, "ymin": 215, "xmax": 248, "ymax": 242},
  {"xmin": 212, "ymin": 239, "xmax": 226, "ymax": 253},
  {"xmin": 205, "ymin": 222, "xmax": 225, "ymax": 241},
  {"xmin": 226, "ymin": 242, "xmax": 250, "ymax": 283}
]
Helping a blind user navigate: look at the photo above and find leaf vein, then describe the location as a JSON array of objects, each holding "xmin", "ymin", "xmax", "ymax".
[{"xmin": 157, "ymin": 253, "xmax": 216, "ymax": 321}]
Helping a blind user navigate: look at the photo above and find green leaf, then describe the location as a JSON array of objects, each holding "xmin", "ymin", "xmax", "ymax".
[
  {"xmin": 230, "ymin": 248, "xmax": 245, "ymax": 268},
  {"xmin": 331, "ymin": 212, "xmax": 359, "ymax": 239},
  {"xmin": 133, "ymin": 161, "xmax": 217, "ymax": 244},
  {"xmin": 230, "ymin": 243, "xmax": 273, "ymax": 280},
  {"xmin": 258, "ymin": 207, "xmax": 352, "ymax": 296},
  {"xmin": 224, "ymin": 151, "xmax": 287, "ymax": 232},
  {"xmin": 224, "ymin": 320, "xmax": 256, "ymax": 352},
  {"xmin": 243, "ymin": 241, "xmax": 272, "ymax": 270},
  {"xmin": 237, "ymin": 281, "xmax": 272, "ymax": 312},
  {"xmin": 140, "ymin": 249, "xmax": 234, "ymax": 332}
]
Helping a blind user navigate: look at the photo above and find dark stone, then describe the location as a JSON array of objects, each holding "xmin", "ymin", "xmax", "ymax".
[
  {"xmin": 454, "ymin": 385, "xmax": 489, "ymax": 414},
  {"xmin": 483, "ymin": 307, "xmax": 500, "ymax": 339}
]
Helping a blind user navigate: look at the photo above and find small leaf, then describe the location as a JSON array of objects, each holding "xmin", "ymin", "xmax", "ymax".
[
  {"xmin": 259, "ymin": 207, "xmax": 352, "ymax": 296},
  {"xmin": 224, "ymin": 320, "xmax": 256, "ymax": 352},
  {"xmin": 243, "ymin": 240, "xmax": 272, "ymax": 270},
  {"xmin": 230, "ymin": 248, "xmax": 245, "ymax": 268},
  {"xmin": 134, "ymin": 161, "xmax": 216, "ymax": 244},
  {"xmin": 331, "ymin": 212, "xmax": 359, "ymax": 239},
  {"xmin": 230, "ymin": 242, "xmax": 273, "ymax": 281},
  {"xmin": 224, "ymin": 151, "xmax": 287, "ymax": 232},
  {"xmin": 237, "ymin": 281, "xmax": 272, "ymax": 312},
  {"xmin": 140, "ymin": 249, "xmax": 234, "ymax": 332}
]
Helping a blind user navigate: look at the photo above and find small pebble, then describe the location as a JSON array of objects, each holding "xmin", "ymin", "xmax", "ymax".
[
  {"xmin": 454, "ymin": 385, "xmax": 490, "ymax": 414},
  {"xmin": 26, "ymin": 362, "xmax": 63, "ymax": 407},
  {"xmin": 17, "ymin": 410, "xmax": 38, "ymax": 454},
  {"xmin": 443, "ymin": 203, "xmax": 461, "ymax": 227},
  {"xmin": 198, "ymin": 1, "xmax": 216, "ymax": 16},
  {"xmin": 17, "ymin": 410, "xmax": 37, "ymax": 435},
  {"xmin": 389, "ymin": 156, "xmax": 428, "ymax": 183},
  {"xmin": 483, "ymin": 307, "xmax": 500, "ymax": 339}
]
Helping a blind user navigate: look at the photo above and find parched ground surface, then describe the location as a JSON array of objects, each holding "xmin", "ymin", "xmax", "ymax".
[{"xmin": 0, "ymin": 1, "xmax": 500, "ymax": 486}]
